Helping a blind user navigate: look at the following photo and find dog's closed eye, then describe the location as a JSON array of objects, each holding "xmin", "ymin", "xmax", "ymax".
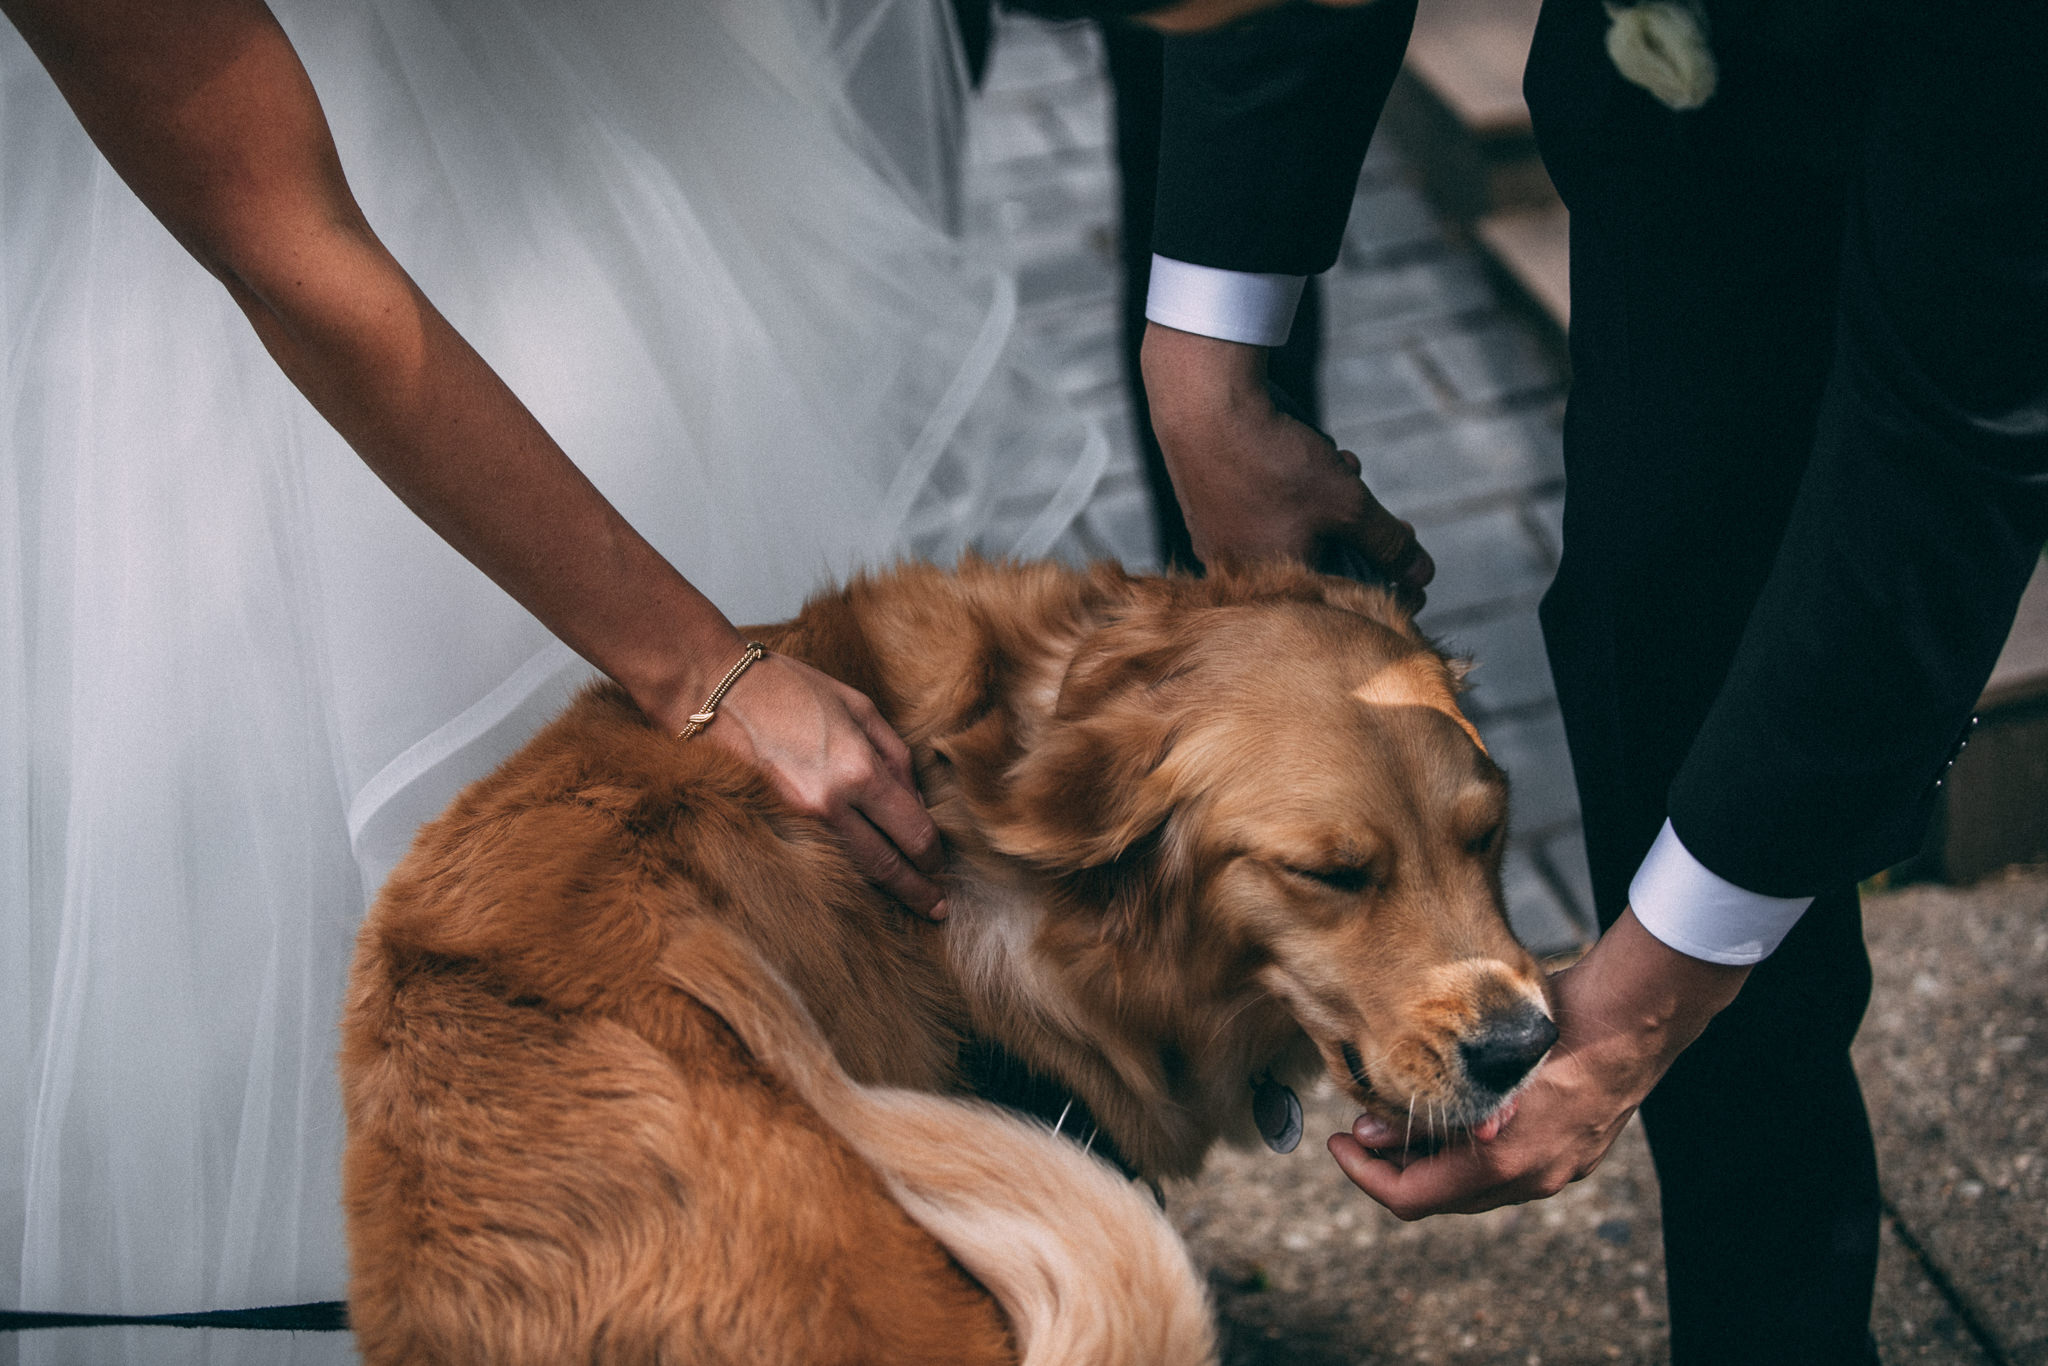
[
  {"xmin": 1464, "ymin": 825, "xmax": 1502, "ymax": 857},
  {"xmin": 1286, "ymin": 863, "xmax": 1380, "ymax": 895}
]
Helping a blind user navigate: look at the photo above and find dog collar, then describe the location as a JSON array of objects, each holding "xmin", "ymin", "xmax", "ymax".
[
  {"xmin": 1251, "ymin": 1073, "xmax": 1303, "ymax": 1153},
  {"xmin": 960, "ymin": 1041, "xmax": 1146, "ymax": 1184}
]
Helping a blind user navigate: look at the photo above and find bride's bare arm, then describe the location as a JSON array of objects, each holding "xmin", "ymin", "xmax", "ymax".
[{"xmin": 4, "ymin": 0, "xmax": 948, "ymax": 915}]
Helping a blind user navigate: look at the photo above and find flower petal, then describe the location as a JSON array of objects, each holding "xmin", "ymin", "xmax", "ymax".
[{"xmin": 1605, "ymin": 2, "xmax": 1718, "ymax": 111}]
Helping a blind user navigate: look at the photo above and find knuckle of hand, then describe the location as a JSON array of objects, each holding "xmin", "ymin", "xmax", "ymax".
[
  {"xmin": 832, "ymin": 754, "xmax": 877, "ymax": 792},
  {"xmin": 787, "ymin": 780, "xmax": 835, "ymax": 818}
]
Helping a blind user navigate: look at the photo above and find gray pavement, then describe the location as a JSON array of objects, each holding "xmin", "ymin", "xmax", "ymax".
[
  {"xmin": 964, "ymin": 17, "xmax": 2048, "ymax": 1364},
  {"xmin": 1860, "ymin": 872, "xmax": 2048, "ymax": 1366}
]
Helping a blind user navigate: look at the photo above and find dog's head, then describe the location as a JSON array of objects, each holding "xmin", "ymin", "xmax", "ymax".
[{"xmin": 978, "ymin": 562, "xmax": 1554, "ymax": 1145}]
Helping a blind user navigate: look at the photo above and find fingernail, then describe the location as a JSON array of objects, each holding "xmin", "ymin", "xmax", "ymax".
[
  {"xmin": 1352, "ymin": 1116, "xmax": 1394, "ymax": 1144},
  {"xmin": 929, "ymin": 899, "xmax": 950, "ymax": 921}
]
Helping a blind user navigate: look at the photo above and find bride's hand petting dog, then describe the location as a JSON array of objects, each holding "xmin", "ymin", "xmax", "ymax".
[{"xmin": 340, "ymin": 557, "xmax": 1556, "ymax": 1366}]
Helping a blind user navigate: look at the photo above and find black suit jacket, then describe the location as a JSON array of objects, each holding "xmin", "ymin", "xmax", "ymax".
[
  {"xmin": 1526, "ymin": 0, "xmax": 2048, "ymax": 895},
  {"xmin": 977, "ymin": 0, "xmax": 1413, "ymax": 276},
  {"xmin": 1149, "ymin": 0, "xmax": 1414, "ymax": 275}
]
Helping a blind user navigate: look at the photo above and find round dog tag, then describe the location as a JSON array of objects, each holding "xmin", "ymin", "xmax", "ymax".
[{"xmin": 1252, "ymin": 1075, "xmax": 1303, "ymax": 1154}]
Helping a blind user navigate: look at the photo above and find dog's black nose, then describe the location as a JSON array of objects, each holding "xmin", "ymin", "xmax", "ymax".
[{"xmin": 1459, "ymin": 1005, "xmax": 1558, "ymax": 1095}]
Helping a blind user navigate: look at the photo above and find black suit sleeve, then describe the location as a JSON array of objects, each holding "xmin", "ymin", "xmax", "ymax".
[
  {"xmin": 1150, "ymin": 0, "xmax": 1416, "ymax": 276},
  {"xmin": 1666, "ymin": 0, "xmax": 2048, "ymax": 895}
]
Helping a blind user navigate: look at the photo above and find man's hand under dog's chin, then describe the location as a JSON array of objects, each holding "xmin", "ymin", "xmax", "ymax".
[{"xmin": 1327, "ymin": 908, "xmax": 1752, "ymax": 1220}]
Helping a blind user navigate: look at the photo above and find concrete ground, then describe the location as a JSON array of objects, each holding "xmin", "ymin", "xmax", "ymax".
[{"xmin": 965, "ymin": 17, "xmax": 2048, "ymax": 1364}]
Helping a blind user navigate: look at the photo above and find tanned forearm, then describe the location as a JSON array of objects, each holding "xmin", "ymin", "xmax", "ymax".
[
  {"xmin": 6, "ymin": 0, "xmax": 742, "ymax": 726},
  {"xmin": 7, "ymin": 0, "xmax": 955, "ymax": 914},
  {"xmin": 217, "ymin": 233, "xmax": 743, "ymax": 727}
]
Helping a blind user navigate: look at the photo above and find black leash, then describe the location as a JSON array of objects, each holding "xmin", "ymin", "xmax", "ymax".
[{"xmin": 0, "ymin": 1301, "xmax": 347, "ymax": 1332}]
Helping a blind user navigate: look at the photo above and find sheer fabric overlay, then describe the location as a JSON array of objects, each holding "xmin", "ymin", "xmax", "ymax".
[{"xmin": 1, "ymin": 1, "xmax": 1109, "ymax": 1359}]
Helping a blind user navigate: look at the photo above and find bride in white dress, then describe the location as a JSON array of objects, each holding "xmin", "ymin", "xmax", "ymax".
[{"xmin": 0, "ymin": 0, "xmax": 1116, "ymax": 1359}]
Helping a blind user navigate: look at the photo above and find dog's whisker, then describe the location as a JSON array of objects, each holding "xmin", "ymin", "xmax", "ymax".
[
  {"xmin": 1054, "ymin": 1098, "xmax": 1074, "ymax": 1137},
  {"xmin": 1403, "ymin": 1094, "xmax": 1416, "ymax": 1160}
]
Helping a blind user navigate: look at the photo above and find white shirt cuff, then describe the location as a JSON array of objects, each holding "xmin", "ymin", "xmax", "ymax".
[
  {"xmin": 1627, "ymin": 819, "xmax": 1813, "ymax": 966},
  {"xmin": 1144, "ymin": 256, "xmax": 1306, "ymax": 348}
]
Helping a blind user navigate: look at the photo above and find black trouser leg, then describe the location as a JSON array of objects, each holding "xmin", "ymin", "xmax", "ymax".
[
  {"xmin": 1639, "ymin": 885, "xmax": 1882, "ymax": 1365},
  {"xmin": 1100, "ymin": 21, "xmax": 1191, "ymax": 570},
  {"xmin": 952, "ymin": 0, "xmax": 993, "ymax": 87},
  {"xmin": 1099, "ymin": 20, "xmax": 1322, "ymax": 572},
  {"xmin": 1526, "ymin": 2, "xmax": 1881, "ymax": 1354}
]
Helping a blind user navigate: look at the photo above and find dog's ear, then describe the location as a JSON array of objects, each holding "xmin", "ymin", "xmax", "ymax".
[{"xmin": 981, "ymin": 618, "xmax": 1192, "ymax": 874}]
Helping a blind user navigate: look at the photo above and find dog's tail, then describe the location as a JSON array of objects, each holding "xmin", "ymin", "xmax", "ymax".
[{"xmin": 660, "ymin": 920, "xmax": 1216, "ymax": 1366}]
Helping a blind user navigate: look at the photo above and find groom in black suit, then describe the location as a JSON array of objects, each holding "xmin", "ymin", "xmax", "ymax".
[
  {"xmin": 1035, "ymin": 0, "xmax": 2047, "ymax": 1361},
  {"xmin": 1497, "ymin": 4, "xmax": 2047, "ymax": 1359}
]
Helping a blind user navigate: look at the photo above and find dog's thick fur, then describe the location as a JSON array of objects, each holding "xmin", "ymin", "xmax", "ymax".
[{"xmin": 341, "ymin": 558, "xmax": 1553, "ymax": 1365}]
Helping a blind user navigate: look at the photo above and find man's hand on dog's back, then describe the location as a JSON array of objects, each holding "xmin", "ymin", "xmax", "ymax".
[
  {"xmin": 1142, "ymin": 323, "xmax": 1433, "ymax": 602},
  {"xmin": 1328, "ymin": 909, "xmax": 1750, "ymax": 1218}
]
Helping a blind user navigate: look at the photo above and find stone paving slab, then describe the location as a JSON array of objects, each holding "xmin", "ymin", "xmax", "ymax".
[
  {"xmin": 1525, "ymin": 491, "xmax": 1566, "ymax": 565},
  {"xmin": 1323, "ymin": 348, "xmax": 1448, "ymax": 433},
  {"xmin": 1354, "ymin": 415, "xmax": 1566, "ymax": 530},
  {"xmin": 1409, "ymin": 507, "xmax": 1554, "ymax": 620},
  {"xmin": 1501, "ymin": 848, "xmax": 1585, "ymax": 960},
  {"xmin": 1415, "ymin": 320, "xmax": 1566, "ymax": 409},
  {"xmin": 1475, "ymin": 710, "xmax": 1581, "ymax": 842},
  {"xmin": 1536, "ymin": 828, "xmax": 1598, "ymax": 933},
  {"xmin": 1440, "ymin": 608, "xmax": 1556, "ymax": 719},
  {"xmin": 1327, "ymin": 256, "xmax": 1503, "ymax": 352},
  {"xmin": 1343, "ymin": 179, "xmax": 1459, "ymax": 265}
]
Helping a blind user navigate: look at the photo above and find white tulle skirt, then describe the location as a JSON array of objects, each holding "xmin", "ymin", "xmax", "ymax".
[{"xmin": 0, "ymin": 1, "xmax": 1112, "ymax": 1359}]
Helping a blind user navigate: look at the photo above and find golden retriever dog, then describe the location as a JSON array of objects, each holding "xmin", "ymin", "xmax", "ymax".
[{"xmin": 340, "ymin": 558, "xmax": 1558, "ymax": 1365}]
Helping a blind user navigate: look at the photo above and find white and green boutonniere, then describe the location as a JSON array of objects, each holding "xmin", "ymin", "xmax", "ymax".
[{"xmin": 1604, "ymin": 1, "xmax": 1718, "ymax": 110}]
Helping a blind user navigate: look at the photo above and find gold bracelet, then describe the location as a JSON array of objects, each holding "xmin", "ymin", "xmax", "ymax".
[{"xmin": 675, "ymin": 642, "xmax": 767, "ymax": 740}]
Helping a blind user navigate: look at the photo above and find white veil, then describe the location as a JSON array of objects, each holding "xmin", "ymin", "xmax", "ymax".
[{"xmin": 0, "ymin": 0, "xmax": 1109, "ymax": 1358}]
